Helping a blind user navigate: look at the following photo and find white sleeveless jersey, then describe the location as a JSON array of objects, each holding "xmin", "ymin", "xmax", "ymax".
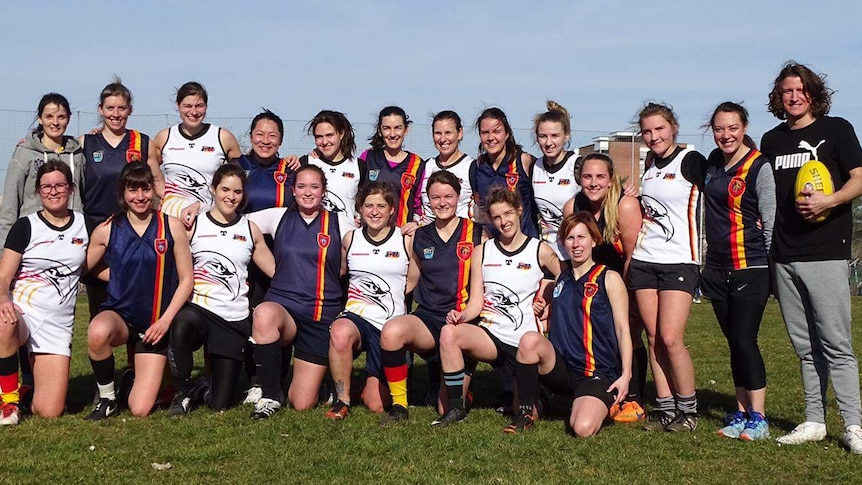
[
  {"xmin": 190, "ymin": 212, "xmax": 254, "ymax": 321},
  {"xmin": 418, "ymin": 154, "xmax": 474, "ymax": 225},
  {"xmin": 478, "ymin": 237, "xmax": 544, "ymax": 347},
  {"xmin": 344, "ymin": 226, "xmax": 409, "ymax": 330},
  {"xmin": 306, "ymin": 156, "xmax": 360, "ymax": 238},
  {"xmin": 11, "ymin": 212, "xmax": 88, "ymax": 327},
  {"xmin": 532, "ymin": 152, "xmax": 581, "ymax": 259},
  {"xmin": 160, "ymin": 124, "xmax": 227, "ymax": 218},
  {"xmin": 633, "ymin": 146, "xmax": 700, "ymax": 265}
]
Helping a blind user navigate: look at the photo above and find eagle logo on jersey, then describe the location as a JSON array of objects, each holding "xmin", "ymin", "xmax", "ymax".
[
  {"xmin": 273, "ymin": 171, "xmax": 287, "ymax": 185},
  {"xmin": 482, "ymin": 282, "xmax": 524, "ymax": 330},
  {"xmin": 640, "ymin": 195, "xmax": 674, "ymax": 242},
  {"xmin": 536, "ymin": 197, "xmax": 563, "ymax": 231},
  {"xmin": 162, "ymin": 164, "xmax": 209, "ymax": 204},
  {"xmin": 321, "ymin": 190, "xmax": 346, "ymax": 214},
  {"xmin": 728, "ymin": 177, "xmax": 746, "ymax": 198},
  {"xmin": 16, "ymin": 259, "xmax": 78, "ymax": 305},
  {"xmin": 506, "ymin": 174, "xmax": 519, "ymax": 190},
  {"xmin": 456, "ymin": 242, "xmax": 473, "ymax": 262},
  {"xmin": 584, "ymin": 282, "xmax": 598, "ymax": 298},
  {"xmin": 126, "ymin": 149, "xmax": 142, "ymax": 163},
  {"xmin": 346, "ymin": 270, "xmax": 395, "ymax": 318},
  {"xmin": 154, "ymin": 238, "xmax": 168, "ymax": 255},
  {"xmin": 193, "ymin": 251, "xmax": 241, "ymax": 299},
  {"xmin": 317, "ymin": 233, "xmax": 331, "ymax": 248},
  {"xmin": 401, "ymin": 173, "xmax": 416, "ymax": 191}
]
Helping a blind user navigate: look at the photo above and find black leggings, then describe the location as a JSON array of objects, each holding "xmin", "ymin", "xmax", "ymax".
[
  {"xmin": 169, "ymin": 306, "xmax": 245, "ymax": 410},
  {"xmin": 702, "ymin": 267, "xmax": 769, "ymax": 391}
]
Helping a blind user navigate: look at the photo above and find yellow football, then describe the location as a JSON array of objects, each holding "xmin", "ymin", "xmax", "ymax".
[{"xmin": 794, "ymin": 160, "xmax": 834, "ymax": 223}]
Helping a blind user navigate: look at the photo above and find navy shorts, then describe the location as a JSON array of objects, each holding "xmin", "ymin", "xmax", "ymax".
[
  {"xmin": 412, "ymin": 307, "xmax": 448, "ymax": 358},
  {"xmin": 293, "ymin": 315, "xmax": 331, "ymax": 366},
  {"xmin": 540, "ymin": 348, "xmax": 617, "ymax": 409},
  {"xmin": 339, "ymin": 312, "xmax": 383, "ymax": 379},
  {"xmin": 479, "ymin": 327, "xmax": 519, "ymax": 370},
  {"xmin": 126, "ymin": 324, "xmax": 169, "ymax": 356},
  {"xmin": 628, "ymin": 260, "xmax": 699, "ymax": 296}
]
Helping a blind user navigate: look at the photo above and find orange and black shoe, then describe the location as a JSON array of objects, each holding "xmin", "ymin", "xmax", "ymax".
[
  {"xmin": 504, "ymin": 411, "xmax": 535, "ymax": 434},
  {"xmin": 612, "ymin": 401, "xmax": 646, "ymax": 423},
  {"xmin": 325, "ymin": 400, "xmax": 350, "ymax": 421}
]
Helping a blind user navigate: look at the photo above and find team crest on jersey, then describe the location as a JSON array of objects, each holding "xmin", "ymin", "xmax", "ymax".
[
  {"xmin": 385, "ymin": 251, "xmax": 400, "ymax": 258},
  {"xmin": 517, "ymin": 262, "xmax": 532, "ymax": 270},
  {"xmin": 584, "ymin": 282, "xmax": 598, "ymax": 298},
  {"xmin": 201, "ymin": 146, "xmax": 215, "ymax": 152},
  {"xmin": 728, "ymin": 177, "xmax": 746, "ymax": 197},
  {"xmin": 553, "ymin": 279, "xmax": 564, "ymax": 298},
  {"xmin": 457, "ymin": 242, "xmax": 473, "ymax": 262},
  {"xmin": 93, "ymin": 150, "xmax": 104, "ymax": 163},
  {"xmin": 401, "ymin": 173, "xmax": 416, "ymax": 190},
  {"xmin": 369, "ymin": 169, "xmax": 380, "ymax": 181},
  {"xmin": 423, "ymin": 247, "xmax": 435, "ymax": 259},
  {"xmin": 126, "ymin": 149, "xmax": 142, "ymax": 163},
  {"xmin": 317, "ymin": 233, "xmax": 331, "ymax": 248},
  {"xmin": 154, "ymin": 238, "xmax": 168, "ymax": 255},
  {"xmin": 506, "ymin": 174, "xmax": 519, "ymax": 189},
  {"xmin": 274, "ymin": 171, "xmax": 287, "ymax": 184}
]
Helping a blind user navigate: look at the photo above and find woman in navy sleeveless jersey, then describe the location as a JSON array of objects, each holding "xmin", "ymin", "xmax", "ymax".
[
  {"xmin": 166, "ymin": 164, "xmax": 275, "ymax": 416},
  {"xmin": 469, "ymin": 107, "xmax": 539, "ymax": 239},
  {"xmin": 359, "ymin": 106, "xmax": 425, "ymax": 232},
  {"xmin": 511, "ymin": 212, "xmax": 632, "ymax": 436},
  {"xmin": 0, "ymin": 161, "xmax": 88, "ymax": 425},
  {"xmin": 84, "ymin": 162, "xmax": 194, "ymax": 420},
  {"xmin": 378, "ymin": 171, "xmax": 483, "ymax": 424},
  {"xmin": 325, "ymin": 182, "xmax": 418, "ymax": 419},
  {"xmin": 434, "ymin": 188, "xmax": 560, "ymax": 427},
  {"xmin": 246, "ymin": 165, "xmax": 342, "ymax": 418},
  {"xmin": 79, "ymin": 79, "xmax": 164, "ymax": 317}
]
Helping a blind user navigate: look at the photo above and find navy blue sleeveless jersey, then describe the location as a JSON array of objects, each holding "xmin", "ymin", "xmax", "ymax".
[
  {"xmin": 412, "ymin": 217, "xmax": 483, "ymax": 314},
  {"xmin": 470, "ymin": 151, "xmax": 539, "ymax": 238},
  {"xmin": 265, "ymin": 209, "xmax": 342, "ymax": 322},
  {"xmin": 101, "ymin": 212, "xmax": 178, "ymax": 333},
  {"xmin": 573, "ymin": 193, "xmax": 625, "ymax": 274},
  {"xmin": 361, "ymin": 149, "xmax": 425, "ymax": 227},
  {"xmin": 237, "ymin": 154, "xmax": 295, "ymax": 213},
  {"xmin": 549, "ymin": 265, "xmax": 621, "ymax": 381},
  {"xmin": 82, "ymin": 130, "xmax": 149, "ymax": 230},
  {"xmin": 703, "ymin": 148, "xmax": 770, "ymax": 270}
]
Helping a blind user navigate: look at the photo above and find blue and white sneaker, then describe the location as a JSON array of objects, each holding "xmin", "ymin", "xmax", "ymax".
[
  {"xmin": 717, "ymin": 411, "xmax": 746, "ymax": 439},
  {"xmin": 740, "ymin": 412, "xmax": 770, "ymax": 441}
]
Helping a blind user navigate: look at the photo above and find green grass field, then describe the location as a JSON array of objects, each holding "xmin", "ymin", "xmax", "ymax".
[{"xmin": 3, "ymin": 297, "xmax": 862, "ymax": 484}]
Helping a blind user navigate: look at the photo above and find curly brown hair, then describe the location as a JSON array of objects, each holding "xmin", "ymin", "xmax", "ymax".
[{"xmin": 767, "ymin": 61, "xmax": 833, "ymax": 120}]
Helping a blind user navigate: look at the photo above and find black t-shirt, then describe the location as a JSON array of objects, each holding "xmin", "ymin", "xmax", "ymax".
[{"xmin": 760, "ymin": 116, "xmax": 862, "ymax": 262}]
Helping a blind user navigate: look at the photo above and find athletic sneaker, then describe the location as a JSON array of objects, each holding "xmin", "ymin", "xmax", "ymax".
[
  {"xmin": 776, "ymin": 421, "xmax": 827, "ymax": 445},
  {"xmin": 717, "ymin": 411, "xmax": 747, "ymax": 439},
  {"xmin": 85, "ymin": 398, "xmax": 118, "ymax": 421},
  {"xmin": 740, "ymin": 412, "xmax": 770, "ymax": 441},
  {"xmin": 431, "ymin": 407, "xmax": 467, "ymax": 427},
  {"xmin": 642, "ymin": 410, "xmax": 675, "ymax": 431},
  {"xmin": 842, "ymin": 425, "xmax": 862, "ymax": 454},
  {"xmin": 504, "ymin": 412, "xmax": 535, "ymax": 434},
  {"xmin": 380, "ymin": 404, "xmax": 409, "ymax": 425},
  {"xmin": 243, "ymin": 386, "xmax": 263, "ymax": 405},
  {"xmin": 167, "ymin": 389, "xmax": 192, "ymax": 418},
  {"xmin": 250, "ymin": 398, "xmax": 281, "ymax": 420},
  {"xmin": 0, "ymin": 402, "xmax": 20, "ymax": 426},
  {"xmin": 665, "ymin": 412, "xmax": 698, "ymax": 432},
  {"xmin": 325, "ymin": 400, "xmax": 350, "ymax": 421},
  {"xmin": 612, "ymin": 401, "xmax": 646, "ymax": 423}
]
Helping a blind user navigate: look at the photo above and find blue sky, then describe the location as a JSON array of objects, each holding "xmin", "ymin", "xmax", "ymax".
[{"xmin": 1, "ymin": 0, "xmax": 860, "ymax": 160}]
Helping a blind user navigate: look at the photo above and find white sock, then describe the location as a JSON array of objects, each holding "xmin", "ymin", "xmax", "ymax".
[{"xmin": 97, "ymin": 382, "xmax": 116, "ymax": 401}]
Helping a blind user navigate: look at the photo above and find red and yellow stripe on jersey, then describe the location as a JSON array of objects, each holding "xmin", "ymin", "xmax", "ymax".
[
  {"xmin": 274, "ymin": 158, "xmax": 290, "ymax": 207},
  {"xmin": 396, "ymin": 153, "xmax": 423, "ymax": 226},
  {"xmin": 312, "ymin": 211, "xmax": 331, "ymax": 320},
  {"xmin": 580, "ymin": 264, "xmax": 606, "ymax": 376},
  {"xmin": 126, "ymin": 130, "xmax": 143, "ymax": 163},
  {"xmin": 727, "ymin": 150, "xmax": 760, "ymax": 269},
  {"xmin": 455, "ymin": 218, "xmax": 476, "ymax": 311},
  {"xmin": 150, "ymin": 212, "xmax": 168, "ymax": 325}
]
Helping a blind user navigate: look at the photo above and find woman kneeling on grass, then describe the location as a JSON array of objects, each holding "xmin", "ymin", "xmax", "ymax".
[
  {"xmin": 85, "ymin": 162, "xmax": 194, "ymax": 419},
  {"xmin": 0, "ymin": 161, "xmax": 88, "ymax": 424},
  {"xmin": 325, "ymin": 181, "xmax": 419, "ymax": 419},
  {"xmin": 510, "ymin": 212, "xmax": 632, "ymax": 436},
  {"xmin": 435, "ymin": 187, "xmax": 560, "ymax": 427}
]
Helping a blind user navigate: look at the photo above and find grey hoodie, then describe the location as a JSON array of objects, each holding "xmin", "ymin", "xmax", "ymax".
[{"xmin": 0, "ymin": 131, "xmax": 84, "ymax": 243}]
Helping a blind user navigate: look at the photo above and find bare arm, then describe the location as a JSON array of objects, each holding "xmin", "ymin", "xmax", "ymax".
[
  {"xmin": 220, "ymin": 129, "xmax": 243, "ymax": 161},
  {"xmin": 86, "ymin": 220, "xmax": 112, "ymax": 278},
  {"xmin": 617, "ymin": 195, "xmax": 643, "ymax": 280},
  {"xmin": 143, "ymin": 216, "xmax": 193, "ymax": 345},
  {"xmin": 339, "ymin": 230, "xmax": 354, "ymax": 278},
  {"xmin": 146, "ymin": 138, "xmax": 165, "ymax": 198},
  {"xmin": 798, "ymin": 166, "xmax": 862, "ymax": 220},
  {"xmin": 404, "ymin": 234, "xmax": 420, "ymax": 294},
  {"xmin": 562, "ymin": 197, "xmax": 575, "ymax": 218},
  {"xmin": 605, "ymin": 270, "xmax": 632, "ymax": 404},
  {"xmin": 250, "ymin": 221, "xmax": 276, "ymax": 279},
  {"xmin": 0, "ymin": 249, "xmax": 24, "ymax": 322}
]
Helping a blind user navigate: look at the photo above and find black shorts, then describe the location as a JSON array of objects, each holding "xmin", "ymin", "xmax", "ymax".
[
  {"xmin": 126, "ymin": 325, "xmax": 169, "ymax": 356},
  {"xmin": 411, "ymin": 307, "xmax": 448, "ymax": 358},
  {"xmin": 701, "ymin": 267, "xmax": 770, "ymax": 305},
  {"xmin": 180, "ymin": 303, "xmax": 251, "ymax": 361},
  {"xmin": 628, "ymin": 260, "xmax": 699, "ymax": 295},
  {"xmin": 340, "ymin": 312, "xmax": 383, "ymax": 379},
  {"xmin": 479, "ymin": 327, "xmax": 518, "ymax": 370},
  {"xmin": 292, "ymin": 314, "xmax": 331, "ymax": 366},
  {"xmin": 540, "ymin": 349, "xmax": 617, "ymax": 409}
]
